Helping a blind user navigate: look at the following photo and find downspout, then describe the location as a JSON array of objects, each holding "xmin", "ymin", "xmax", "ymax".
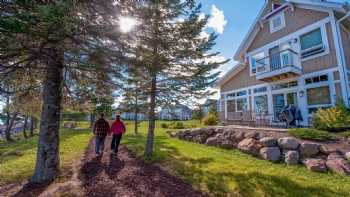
[{"xmin": 334, "ymin": 10, "xmax": 350, "ymax": 106}]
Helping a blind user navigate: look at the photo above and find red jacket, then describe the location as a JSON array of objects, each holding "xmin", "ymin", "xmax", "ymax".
[{"xmin": 110, "ymin": 120, "xmax": 126, "ymax": 135}]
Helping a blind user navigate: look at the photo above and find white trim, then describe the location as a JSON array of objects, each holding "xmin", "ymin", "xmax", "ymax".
[{"xmin": 269, "ymin": 12, "xmax": 286, "ymax": 33}]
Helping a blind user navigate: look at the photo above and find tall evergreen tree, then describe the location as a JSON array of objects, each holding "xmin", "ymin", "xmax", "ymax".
[
  {"xmin": 129, "ymin": 0, "xmax": 229, "ymax": 157},
  {"xmin": 0, "ymin": 0, "xmax": 128, "ymax": 183}
]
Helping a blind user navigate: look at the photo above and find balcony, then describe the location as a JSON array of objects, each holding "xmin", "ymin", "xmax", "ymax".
[{"xmin": 254, "ymin": 49, "xmax": 301, "ymax": 82}]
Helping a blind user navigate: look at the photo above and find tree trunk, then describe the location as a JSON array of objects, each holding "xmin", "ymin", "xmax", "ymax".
[
  {"xmin": 144, "ymin": 74, "xmax": 156, "ymax": 158},
  {"xmin": 30, "ymin": 116, "xmax": 35, "ymax": 137},
  {"xmin": 4, "ymin": 113, "xmax": 17, "ymax": 142},
  {"xmin": 31, "ymin": 49, "xmax": 64, "ymax": 184},
  {"xmin": 134, "ymin": 92, "xmax": 138, "ymax": 134},
  {"xmin": 23, "ymin": 116, "xmax": 28, "ymax": 139},
  {"xmin": 90, "ymin": 113, "xmax": 95, "ymax": 128}
]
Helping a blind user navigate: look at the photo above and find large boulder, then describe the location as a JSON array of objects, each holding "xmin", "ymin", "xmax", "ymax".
[
  {"xmin": 285, "ymin": 151, "xmax": 299, "ymax": 165},
  {"xmin": 327, "ymin": 152, "xmax": 344, "ymax": 160},
  {"xmin": 167, "ymin": 131, "xmax": 178, "ymax": 138},
  {"xmin": 259, "ymin": 137, "xmax": 278, "ymax": 147},
  {"xmin": 205, "ymin": 136, "xmax": 218, "ymax": 146},
  {"xmin": 178, "ymin": 130, "xmax": 191, "ymax": 140},
  {"xmin": 303, "ymin": 159, "xmax": 327, "ymax": 173},
  {"xmin": 299, "ymin": 142, "xmax": 320, "ymax": 158},
  {"xmin": 320, "ymin": 145, "xmax": 339, "ymax": 155},
  {"xmin": 326, "ymin": 158, "xmax": 350, "ymax": 175},
  {"xmin": 191, "ymin": 128, "xmax": 205, "ymax": 136},
  {"xmin": 260, "ymin": 147, "xmax": 281, "ymax": 162},
  {"xmin": 237, "ymin": 138, "xmax": 262, "ymax": 156},
  {"xmin": 219, "ymin": 140, "xmax": 234, "ymax": 149},
  {"xmin": 244, "ymin": 131, "xmax": 259, "ymax": 139},
  {"xmin": 192, "ymin": 135, "xmax": 207, "ymax": 144},
  {"xmin": 230, "ymin": 131, "xmax": 245, "ymax": 143},
  {"xmin": 278, "ymin": 137, "xmax": 299, "ymax": 150}
]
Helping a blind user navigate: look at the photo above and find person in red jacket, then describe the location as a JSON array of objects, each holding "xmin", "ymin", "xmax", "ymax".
[{"xmin": 109, "ymin": 114, "xmax": 126, "ymax": 155}]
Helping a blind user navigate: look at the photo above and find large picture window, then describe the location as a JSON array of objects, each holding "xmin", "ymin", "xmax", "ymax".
[
  {"xmin": 227, "ymin": 100, "xmax": 236, "ymax": 112},
  {"xmin": 236, "ymin": 98, "xmax": 248, "ymax": 112},
  {"xmin": 307, "ymin": 86, "xmax": 331, "ymax": 106},
  {"xmin": 254, "ymin": 95, "xmax": 268, "ymax": 114},
  {"xmin": 300, "ymin": 28, "xmax": 325, "ymax": 58}
]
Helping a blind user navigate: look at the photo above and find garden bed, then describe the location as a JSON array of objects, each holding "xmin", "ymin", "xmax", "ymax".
[{"xmin": 169, "ymin": 126, "xmax": 350, "ymax": 176}]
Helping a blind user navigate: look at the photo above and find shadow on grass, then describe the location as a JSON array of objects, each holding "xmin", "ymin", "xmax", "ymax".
[{"xmin": 124, "ymin": 132, "xmax": 348, "ymax": 197}]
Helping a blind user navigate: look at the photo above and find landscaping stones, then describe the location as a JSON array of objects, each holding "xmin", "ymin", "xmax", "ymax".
[
  {"xmin": 326, "ymin": 158, "xmax": 350, "ymax": 175},
  {"xmin": 174, "ymin": 127, "xmax": 350, "ymax": 176},
  {"xmin": 299, "ymin": 142, "xmax": 320, "ymax": 158},
  {"xmin": 205, "ymin": 136, "xmax": 218, "ymax": 146},
  {"xmin": 285, "ymin": 151, "xmax": 299, "ymax": 165},
  {"xmin": 303, "ymin": 159, "xmax": 327, "ymax": 173},
  {"xmin": 278, "ymin": 137, "xmax": 299, "ymax": 150},
  {"xmin": 237, "ymin": 138, "xmax": 262, "ymax": 156},
  {"xmin": 260, "ymin": 147, "xmax": 281, "ymax": 162},
  {"xmin": 259, "ymin": 137, "xmax": 278, "ymax": 147}
]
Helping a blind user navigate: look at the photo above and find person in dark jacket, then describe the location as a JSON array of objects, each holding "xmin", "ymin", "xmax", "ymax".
[{"xmin": 93, "ymin": 113, "xmax": 110, "ymax": 156}]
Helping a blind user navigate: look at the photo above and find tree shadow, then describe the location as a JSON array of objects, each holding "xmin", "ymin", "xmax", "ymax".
[
  {"xmin": 105, "ymin": 155, "xmax": 125, "ymax": 179},
  {"xmin": 79, "ymin": 155, "xmax": 104, "ymax": 180}
]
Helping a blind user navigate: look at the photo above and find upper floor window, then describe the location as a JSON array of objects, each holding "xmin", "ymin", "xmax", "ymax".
[
  {"xmin": 269, "ymin": 13, "xmax": 285, "ymax": 33},
  {"xmin": 300, "ymin": 28, "xmax": 325, "ymax": 59},
  {"xmin": 250, "ymin": 52, "xmax": 265, "ymax": 74}
]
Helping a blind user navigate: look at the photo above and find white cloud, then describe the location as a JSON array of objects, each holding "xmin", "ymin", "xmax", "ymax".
[
  {"xmin": 199, "ymin": 31, "xmax": 210, "ymax": 40},
  {"xmin": 198, "ymin": 12, "xmax": 206, "ymax": 21},
  {"xmin": 207, "ymin": 5, "xmax": 227, "ymax": 34}
]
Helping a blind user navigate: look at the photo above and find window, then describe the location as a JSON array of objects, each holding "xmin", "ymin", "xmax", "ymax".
[
  {"xmin": 271, "ymin": 81, "xmax": 298, "ymax": 90},
  {"xmin": 254, "ymin": 95, "xmax": 268, "ymax": 114},
  {"xmin": 236, "ymin": 98, "xmax": 248, "ymax": 112},
  {"xmin": 227, "ymin": 100, "xmax": 236, "ymax": 112},
  {"xmin": 236, "ymin": 90, "xmax": 247, "ymax": 97},
  {"xmin": 305, "ymin": 74, "xmax": 328, "ymax": 85},
  {"xmin": 300, "ymin": 28, "xmax": 325, "ymax": 58},
  {"xmin": 251, "ymin": 52, "xmax": 265, "ymax": 74},
  {"xmin": 227, "ymin": 93, "xmax": 236, "ymax": 99},
  {"xmin": 254, "ymin": 87, "xmax": 267, "ymax": 94},
  {"xmin": 270, "ymin": 13, "xmax": 285, "ymax": 33},
  {"xmin": 307, "ymin": 86, "xmax": 331, "ymax": 106}
]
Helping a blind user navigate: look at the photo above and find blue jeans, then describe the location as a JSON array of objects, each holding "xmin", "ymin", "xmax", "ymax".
[
  {"xmin": 111, "ymin": 134, "xmax": 122, "ymax": 153},
  {"xmin": 95, "ymin": 136, "xmax": 106, "ymax": 154}
]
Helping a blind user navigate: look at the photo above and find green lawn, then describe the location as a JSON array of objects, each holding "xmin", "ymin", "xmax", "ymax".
[
  {"xmin": 123, "ymin": 120, "xmax": 350, "ymax": 197},
  {"xmin": 0, "ymin": 127, "xmax": 91, "ymax": 185}
]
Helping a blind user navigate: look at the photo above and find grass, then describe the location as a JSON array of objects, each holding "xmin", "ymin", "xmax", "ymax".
[
  {"xmin": 123, "ymin": 120, "xmax": 350, "ymax": 197},
  {"xmin": 288, "ymin": 128, "xmax": 335, "ymax": 141},
  {"xmin": 0, "ymin": 127, "xmax": 91, "ymax": 185},
  {"xmin": 337, "ymin": 131, "xmax": 350, "ymax": 138}
]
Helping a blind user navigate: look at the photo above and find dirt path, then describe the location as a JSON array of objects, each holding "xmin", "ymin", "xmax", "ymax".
[{"xmin": 79, "ymin": 136, "xmax": 206, "ymax": 197}]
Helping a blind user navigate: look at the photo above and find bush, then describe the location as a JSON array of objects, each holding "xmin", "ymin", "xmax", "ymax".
[
  {"xmin": 168, "ymin": 122, "xmax": 185, "ymax": 129},
  {"xmin": 161, "ymin": 123, "xmax": 169, "ymax": 129},
  {"xmin": 202, "ymin": 113, "xmax": 218, "ymax": 126},
  {"xmin": 288, "ymin": 128, "xmax": 334, "ymax": 141},
  {"xmin": 312, "ymin": 102, "xmax": 350, "ymax": 132}
]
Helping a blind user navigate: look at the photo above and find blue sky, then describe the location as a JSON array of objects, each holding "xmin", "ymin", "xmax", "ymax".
[{"xmin": 198, "ymin": 0, "xmax": 350, "ymax": 76}]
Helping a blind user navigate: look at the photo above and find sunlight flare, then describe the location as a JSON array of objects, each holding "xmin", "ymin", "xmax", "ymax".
[{"xmin": 119, "ymin": 16, "xmax": 137, "ymax": 33}]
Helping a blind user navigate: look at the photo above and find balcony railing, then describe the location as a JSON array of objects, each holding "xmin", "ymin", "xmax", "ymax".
[{"xmin": 254, "ymin": 49, "xmax": 301, "ymax": 81}]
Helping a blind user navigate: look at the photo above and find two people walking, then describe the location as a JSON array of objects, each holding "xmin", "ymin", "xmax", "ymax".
[{"xmin": 93, "ymin": 113, "xmax": 126, "ymax": 156}]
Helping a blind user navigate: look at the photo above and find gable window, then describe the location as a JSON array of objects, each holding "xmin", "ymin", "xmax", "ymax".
[
  {"xmin": 250, "ymin": 52, "xmax": 265, "ymax": 74},
  {"xmin": 300, "ymin": 28, "xmax": 325, "ymax": 58},
  {"xmin": 269, "ymin": 13, "xmax": 285, "ymax": 33}
]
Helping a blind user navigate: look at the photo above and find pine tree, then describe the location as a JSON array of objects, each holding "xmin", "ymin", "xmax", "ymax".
[{"xmin": 129, "ymin": 0, "xmax": 229, "ymax": 157}]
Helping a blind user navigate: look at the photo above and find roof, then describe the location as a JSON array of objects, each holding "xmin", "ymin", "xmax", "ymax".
[{"xmin": 234, "ymin": 0, "xmax": 349, "ymax": 62}]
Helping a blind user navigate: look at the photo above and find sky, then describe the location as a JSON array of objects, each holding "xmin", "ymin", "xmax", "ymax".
[{"xmin": 197, "ymin": 0, "xmax": 350, "ymax": 77}]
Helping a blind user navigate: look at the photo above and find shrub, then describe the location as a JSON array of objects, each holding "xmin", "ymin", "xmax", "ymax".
[
  {"xmin": 288, "ymin": 128, "xmax": 334, "ymax": 141},
  {"xmin": 161, "ymin": 123, "xmax": 169, "ymax": 129},
  {"xmin": 312, "ymin": 102, "xmax": 350, "ymax": 132},
  {"xmin": 202, "ymin": 113, "xmax": 218, "ymax": 126},
  {"xmin": 168, "ymin": 122, "xmax": 185, "ymax": 129}
]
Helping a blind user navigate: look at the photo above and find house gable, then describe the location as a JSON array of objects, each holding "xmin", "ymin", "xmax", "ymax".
[{"xmin": 221, "ymin": 66, "xmax": 263, "ymax": 92}]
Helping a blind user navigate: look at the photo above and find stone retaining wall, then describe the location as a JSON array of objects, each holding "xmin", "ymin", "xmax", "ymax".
[{"xmin": 168, "ymin": 127, "xmax": 350, "ymax": 176}]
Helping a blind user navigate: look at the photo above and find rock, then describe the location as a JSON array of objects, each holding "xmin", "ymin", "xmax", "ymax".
[
  {"xmin": 327, "ymin": 152, "xmax": 344, "ymax": 160},
  {"xmin": 259, "ymin": 137, "xmax": 278, "ymax": 147},
  {"xmin": 320, "ymin": 145, "xmax": 339, "ymax": 155},
  {"xmin": 326, "ymin": 158, "xmax": 350, "ymax": 175},
  {"xmin": 285, "ymin": 151, "xmax": 299, "ymax": 165},
  {"xmin": 299, "ymin": 142, "xmax": 320, "ymax": 158},
  {"xmin": 244, "ymin": 131, "xmax": 259, "ymax": 139},
  {"xmin": 219, "ymin": 140, "xmax": 234, "ymax": 149},
  {"xmin": 231, "ymin": 131, "xmax": 245, "ymax": 142},
  {"xmin": 260, "ymin": 147, "xmax": 281, "ymax": 162},
  {"xmin": 278, "ymin": 137, "xmax": 299, "ymax": 150},
  {"xmin": 167, "ymin": 131, "xmax": 178, "ymax": 138},
  {"xmin": 191, "ymin": 128, "xmax": 204, "ymax": 136},
  {"xmin": 192, "ymin": 135, "xmax": 207, "ymax": 144},
  {"xmin": 303, "ymin": 159, "xmax": 327, "ymax": 173},
  {"xmin": 237, "ymin": 138, "xmax": 262, "ymax": 156},
  {"xmin": 178, "ymin": 130, "xmax": 191, "ymax": 139},
  {"xmin": 346, "ymin": 152, "xmax": 350, "ymax": 160},
  {"xmin": 205, "ymin": 136, "xmax": 218, "ymax": 146},
  {"xmin": 204, "ymin": 128, "xmax": 216, "ymax": 136}
]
